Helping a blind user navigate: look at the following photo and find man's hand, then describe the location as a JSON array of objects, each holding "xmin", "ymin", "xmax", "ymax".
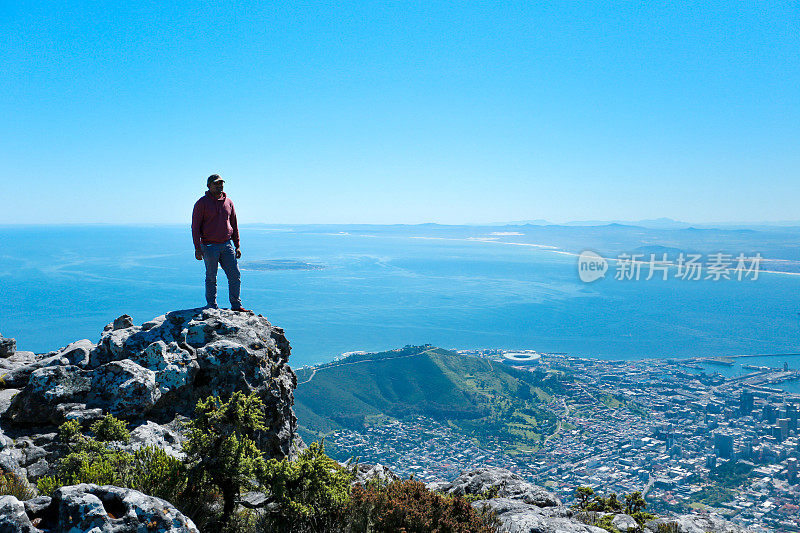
[
  {"xmin": 235, "ymin": 247, "xmax": 242, "ymax": 259},
  {"xmin": 195, "ymin": 250, "xmax": 203, "ymax": 261}
]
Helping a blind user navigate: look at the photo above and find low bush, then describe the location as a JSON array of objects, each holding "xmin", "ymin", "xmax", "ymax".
[
  {"xmin": 37, "ymin": 418, "xmax": 187, "ymax": 503},
  {"xmin": 348, "ymin": 479, "xmax": 499, "ymax": 533},
  {"xmin": 91, "ymin": 414, "xmax": 131, "ymax": 443},
  {"xmin": 0, "ymin": 472, "xmax": 36, "ymax": 500},
  {"xmin": 256, "ymin": 441, "xmax": 352, "ymax": 532},
  {"xmin": 34, "ymin": 396, "xmax": 502, "ymax": 533},
  {"xmin": 183, "ymin": 391, "xmax": 267, "ymax": 523}
]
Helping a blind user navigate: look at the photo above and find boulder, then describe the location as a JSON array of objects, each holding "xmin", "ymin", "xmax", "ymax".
[
  {"xmin": 611, "ymin": 513, "xmax": 639, "ymax": 532},
  {"xmin": 0, "ymin": 495, "xmax": 36, "ymax": 532},
  {"xmin": 3, "ymin": 366, "xmax": 91, "ymax": 425},
  {"xmin": 0, "ymin": 389, "xmax": 20, "ymax": 418},
  {"xmin": 443, "ymin": 467, "xmax": 561, "ymax": 507},
  {"xmin": 126, "ymin": 419, "xmax": 186, "ymax": 459},
  {"xmin": 0, "ymin": 449, "xmax": 25, "ymax": 479},
  {"xmin": 0, "ymin": 427, "xmax": 13, "ymax": 450},
  {"xmin": 15, "ymin": 439, "xmax": 47, "ymax": 467},
  {"xmin": 112, "ymin": 314, "xmax": 134, "ymax": 330},
  {"xmin": 88, "ymin": 359, "xmax": 161, "ymax": 418},
  {"xmin": 37, "ymin": 484, "xmax": 198, "ymax": 532},
  {"xmin": 240, "ymin": 491, "xmax": 270, "ymax": 509},
  {"xmin": 25, "ymin": 459, "xmax": 49, "ymax": 479},
  {"xmin": 23, "ymin": 495, "xmax": 51, "ymax": 515},
  {"xmin": 473, "ymin": 498, "xmax": 607, "ymax": 533},
  {"xmin": 56, "ymin": 403, "xmax": 104, "ymax": 423},
  {"xmin": 0, "ymin": 336, "xmax": 16, "ymax": 357},
  {"xmin": 0, "ymin": 352, "xmax": 53, "ymax": 389},
  {"xmin": 2, "ymin": 308, "xmax": 299, "ymax": 460},
  {"xmin": 351, "ymin": 463, "xmax": 399, "ymax": 486},
  {"xmin": 57, "ymin": 339, "xmax": 95, "ymax": 368},
  {"xmin": 645, "ymin": 514, "xmax": 748, "ymax": 533}
]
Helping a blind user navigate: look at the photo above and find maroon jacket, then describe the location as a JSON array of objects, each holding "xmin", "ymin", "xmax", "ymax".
[{"xmin": 192, "ymin": 192, "xmax": 240, "ymax": 250}]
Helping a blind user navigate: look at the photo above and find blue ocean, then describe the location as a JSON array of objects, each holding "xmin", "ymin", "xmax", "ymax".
[{"xmin": 1, "ymin": 224, "xmax": 799, "ymax": 371}]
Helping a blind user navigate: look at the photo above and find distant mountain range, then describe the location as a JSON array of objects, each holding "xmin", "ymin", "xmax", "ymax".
[{"xmin": 484, "ymin": 217, "xmax": 800, "ymax": 230}]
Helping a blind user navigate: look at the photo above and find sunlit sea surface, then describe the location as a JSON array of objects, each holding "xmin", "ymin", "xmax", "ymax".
[{"xmin": 1, "ymin": 225, "xmax": 799, "ymax": 380}]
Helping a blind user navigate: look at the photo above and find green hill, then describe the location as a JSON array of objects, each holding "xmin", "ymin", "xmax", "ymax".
[{"xmin": 293, "ymin": 346, "xmax": 564, "ymax": 453}]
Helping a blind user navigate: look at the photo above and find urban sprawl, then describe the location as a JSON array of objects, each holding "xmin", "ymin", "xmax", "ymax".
[{"xmin": 326, "ymin": 351, "xmax": 800, "ymax": 533}]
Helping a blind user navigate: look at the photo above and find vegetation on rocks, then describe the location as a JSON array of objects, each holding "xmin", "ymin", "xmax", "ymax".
[
  {"xmin": 183, "ymin": 390, "xmax": 267, "ymax": 522},
  {"xmin": 573, "ymin": 486, "xmax": 654, "ymax": 532},
  {"xmin": 36, "ymin": 415, "xmax": 187, "ymax": 504},
  {"xmin": 257, "ymin": 441, "xmax": 353, "ymax": 532},
  {"xmin": 27, "ymin": 393, "xmax": 501, "ymax": 532},
  {"xmin": 349, "ymin": 478, "xmax": 499, "ymax": 533},
  {"xmin": 0, "ymin": 471, "xmax": 36, "ymax": 500}
]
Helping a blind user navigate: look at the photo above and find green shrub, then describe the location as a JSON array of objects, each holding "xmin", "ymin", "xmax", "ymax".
[
  {"xmin": 38, "ymin": 417, "xmax": 186, "ymax": 503},
  {"xmin": 460, "ymin": 485, "xmax": 500, "ymax": 503},
  {"xmin": 128, "ymin": 446, "xmax": 188, "ymax": 504},
  {"xmin": 632, "ymin": 510, "xmax": 655, "ymax": 525},
  {"xmin": 257, "ymin": 441, "xmax": 353, "ymax": 532},
  {"xmin": 595, "ymin": 514, "xmax": 618, "ymax": 533},
  {"xmin": 35, "ymin": 475, "xmax": 61, "ymax": 497},
  {"xmin": 37, "ymin": 448, "xmax": 132, "ymax": 495},
  {"xmin": 91, "ymin": 414, "xmax": 131, "ymax": 443},
  {"xmin": 574, "ymin": 486, "xmax": 594, "ymax": 509},
  {"xmin": 625, "ymin": 491, "xmax": 646, "ymax": 515},
  {"xmin": 58, "ymin": 419, "xmax": 83, "ymax": 445},
  {"xmin": 183, "ymin": 391, "xmax": 267, "ymax": 523}
]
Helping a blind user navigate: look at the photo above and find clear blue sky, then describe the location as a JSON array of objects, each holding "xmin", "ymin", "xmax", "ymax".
[{"xmin": 3, "ymin": 2, "xmax": 798, "ymax": 224}]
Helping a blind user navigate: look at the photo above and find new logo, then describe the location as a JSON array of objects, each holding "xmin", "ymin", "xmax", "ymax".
[{"xmin": 578, "ymin": 250, "xmax": 608, "ymax": 283}]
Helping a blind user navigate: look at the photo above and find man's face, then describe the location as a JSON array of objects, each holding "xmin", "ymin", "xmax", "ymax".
[{"xmin": 209, "ymin": 180, "xmax": 224, "ymax": 195}]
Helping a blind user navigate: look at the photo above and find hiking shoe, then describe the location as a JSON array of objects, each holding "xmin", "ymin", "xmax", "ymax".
[{"xmin": 232, "ymin": 307, "xmax": 252, "ymax": 313}]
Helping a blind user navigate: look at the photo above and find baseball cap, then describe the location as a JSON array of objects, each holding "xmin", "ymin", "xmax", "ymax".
[{"xmin": 207, "ymin": 174, "xmax": 225, "ymax": 186}]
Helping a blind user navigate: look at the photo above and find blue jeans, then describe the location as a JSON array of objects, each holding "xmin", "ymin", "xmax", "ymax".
[{"xmin": 202, "ymin": 240, "xmax": 242, "ymax": 308}]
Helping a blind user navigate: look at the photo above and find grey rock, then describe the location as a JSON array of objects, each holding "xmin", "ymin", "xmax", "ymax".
[
  {"xmin": 240, "ymin": 491, "xmax": 269, "ymax": 509},
  {"xmin": 0, "ymin": 495, "xmax": 36, "ymax": 532},
  {"xmin": 473, "ymin": 498, "xmax": 606, "ymax": 533},
  {"xmin": 112, "ymin": 315, "xmax": 134, "ymax": 330},
  {"xmin": 58, "ymin": 339, "xmax": 95, "ymax": 368},
  {"xmin": 126, "ymin": 420, "xmax": 186, "ymax": 459},
  {"xmin": 444, "ymin": 467, "xmax": 561, "ymax": 507},
  {"xmin": 0, "ymin": 351, "xmax": 35, "ymax": 374},
  {"xmin": 3, "ymin": 366, "xmax": 92, "ymax": 425},
  {"xmin": 0, "ymin": 450, "xmax": 25, "ymax": 479},
  {"xmin": 426, "ymin": 480, "xmax": 451, "ymax": 492},
  {"xmin": 0, "ymin": 352, "xmax": 35, "ymax": 385},
  {"xmin": 611, "ymin": 513, "xmax": 638, "ymax": 532},
  {"xmin": 88, "ymin": 359, "xmax": 161, "ymax": 418},
  {"xmin": 20, "ymin": 442, "xmax": 47, "ymax": 466},
  {"xmin": 6, "ymin": 447, "xmax": 26, "ymax": 470},
  {"xmin": 0, "ymin": 336, "xmax": 16, "ymax": 358},
  {"xmin": 0, "ymin": 389, "xmax": 19, "ymax": 418},
  {"xmin": 4, "ymin": 308, "xmax": 298, "ymax": 460},
  {"xmin": 25, "ymin": 459, "xmax": 49, "ymax": 479},
  {"xmin": 57, "ymin": 403, "xmax": 104, "ymax": 423},
  {"xmin": 49, "ymin": 484, "xmax": 198, "ymax": 532},
  {"xmin": 0, "ymin": 428, "xmax": 13, "ymax": 451},
  {"xmin": 31, "ymin": 433, "xmax": 56, "ymax": 447},
  {"xmin": 51, "ymin": 488, "xmax": 110, "ymax": 532},
  {"xmin": 23, "ymin": 495, "xmax": 51, "ymax": 515},
  {"xmin": 645, "ymin": 514, "xmax": 748, "ymax": 533},
  {"xmin": 0, "ymin": 353, "xmax": 68, "ymax": 389},
  {"xmin": 351, "ymin": 463, "xmax": 400, "ymax": 486}
]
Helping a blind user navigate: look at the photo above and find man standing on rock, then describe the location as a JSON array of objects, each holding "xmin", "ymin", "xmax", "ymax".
[{"xmin": 192, "ymin": 174, "xmax": 251, "ymax": 312}]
